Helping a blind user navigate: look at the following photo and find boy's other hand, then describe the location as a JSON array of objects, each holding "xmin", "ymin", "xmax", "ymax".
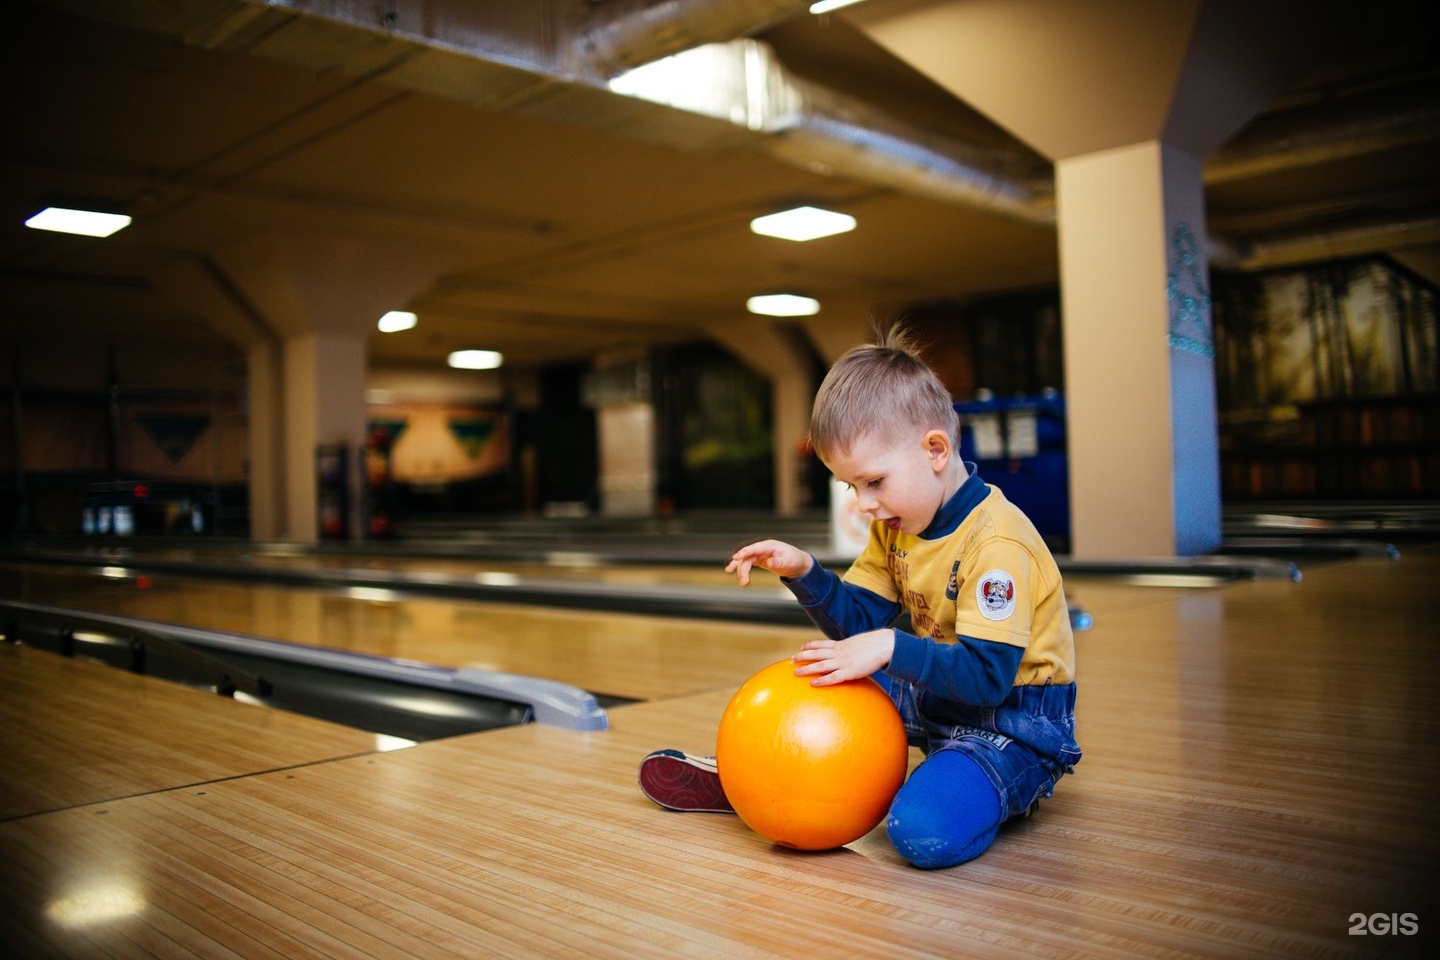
[{"xmin": 726, "ymin": 540, "xmax": 813, "ymax": 586}]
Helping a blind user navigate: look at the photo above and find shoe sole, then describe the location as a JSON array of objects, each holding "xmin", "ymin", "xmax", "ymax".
[{"xmin": 638, "ymin": 752, "xmax": 733, "ymax": 813}]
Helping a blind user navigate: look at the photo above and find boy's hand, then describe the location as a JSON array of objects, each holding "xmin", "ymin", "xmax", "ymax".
[
  {"xmin": 792, "ymin": 631, "xmax": 895, "ymax": 686},
  {"xmin": 726, "ymin": 539, "xmax": 813, "ymax": 586}
]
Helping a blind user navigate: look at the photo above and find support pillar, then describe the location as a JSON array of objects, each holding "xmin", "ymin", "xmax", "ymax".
[
  {"xmin": 283, "ymin": 331, "xmax": 369, "ymax": 542},
  {"xmin": 845, "ymin": 0, "xmax": 1349, "ymax": 556},
  {"xmin": 207, "ymin": 230, "xmax": 456, "ymax": 543},
  {"xmin": 1057, "ymin": 142, "xmax": 1220, "ymax": 556},
  {"xmin": 702, "ymin": 320, "xmax": 815, "ymax": 515}
]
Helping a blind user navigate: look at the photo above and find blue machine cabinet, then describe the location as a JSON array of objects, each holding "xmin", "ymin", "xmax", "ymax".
[{"xmin": 954, "ymin": 392, "xmax": 1070, "ymax": 549}]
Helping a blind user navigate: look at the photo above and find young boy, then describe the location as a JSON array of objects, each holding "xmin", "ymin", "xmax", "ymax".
[{"xmin": 639, "ymin": 325, "xmax": 1080, "ymax": 869}]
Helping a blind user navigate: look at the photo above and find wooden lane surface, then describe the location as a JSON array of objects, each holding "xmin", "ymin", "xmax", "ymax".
[
  {"xmin": 0, "ymin": 561, "xmax": 810, "ymax": 702},
  {"xmin": 1061, "ymin": 542, "xmax": 1440, "ymax": 956},
  {"xmin": 7, "ymin": 540, "xmax": 1217, "ymax": 594},
  {"xmin": 0, "ymin": 680, "xmax": 1427, "ymax": 959},
  {"xmin": 0, "ymin": 644, "xmax": 378, "ymax": 821},
  {"xmin": 1, "ymin": 558, "xmax": 1176, "ymax": 705},
  {"xmin": 2, "ymin": 547, "xmax": 1438, "ymax": 957},
  {"xmin": 10, "ymin": 544, "xmax": 753, "ymax": 587}
]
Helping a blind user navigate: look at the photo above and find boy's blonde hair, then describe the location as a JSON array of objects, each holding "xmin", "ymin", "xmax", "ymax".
[{"xmin": 808, "ymin": 323, "xmax": 959, "ymax": 462}]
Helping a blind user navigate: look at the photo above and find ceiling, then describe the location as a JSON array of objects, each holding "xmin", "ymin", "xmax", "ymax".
[{"xmin": 4, "ymin": 0, "xmax": 1438, "ymax": 379}]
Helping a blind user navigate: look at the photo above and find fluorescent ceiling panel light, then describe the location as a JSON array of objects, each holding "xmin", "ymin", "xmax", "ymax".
[
  {"xmin": 377, "ymin": 310, "xmax": 417, "ymax": 333},
  {"xmin": 448, "ymin": 349, "xmax": 504, "ymax": 370},
  {"xmin": 25, "ymin": 206, "xmax": 131, "ymax": 238},
  {"xmin": 811, "ymin": 1, "xmax": 869, "ymax": 14},
  {"xmin": 747, "ymin": 294, "xmax": 820, "ymax": 317},
  {"xmin": 750, "ymin": 206, "xmax": 855, "ymax": 242}
]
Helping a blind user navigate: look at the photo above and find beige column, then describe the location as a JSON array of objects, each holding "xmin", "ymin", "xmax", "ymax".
[
  {"xmin": 701, "ymin": 319, "xmax": 816, "ymax": 515},
  {"xmin": 844, "ymin": 0, "xmax": 1349, "ymax": 556},
  {"xmin": 207, "ymin": 230, "xmax": 456, "ymax": 543},
  {"xmin": 282, "ymin": 331, "xmax": 369, "ymax": 541},
  {"xmin": 1057, "ymin": 142, "xmax": 1220, "ymax": 556}
]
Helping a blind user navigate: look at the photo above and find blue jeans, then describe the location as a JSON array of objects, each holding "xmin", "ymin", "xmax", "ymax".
[{"xmin": 875, "ymin": 674, "xmax": 1080, "ymax": 869}]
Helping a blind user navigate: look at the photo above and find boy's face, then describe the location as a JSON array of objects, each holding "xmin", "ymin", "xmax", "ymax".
[{"xmin": 824, "ymin": 428, "xmax": 953, "ymax": 537}]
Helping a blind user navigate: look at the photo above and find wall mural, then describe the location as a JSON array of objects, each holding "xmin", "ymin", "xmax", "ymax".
[
  {"xmin": 367, "ymin": 404, "xmax": 507, "ymax": 483},
  {"xmin": 1211, "ymin": 256, "xmax": 1438, "ymax": 498},
  {"xmin": 1214, "ymin": 258, "xmax": 1437, "ymax": 408},
  {"xmin": 119, "ymin": 402, "xmax": 246, "ymax": 481},
  {"xmin": 446, "ymin": 415, "xmax": 497, "ymax": 460},
  {"xmin": 134, "ymin": 414, "xmax": 211, "ymax": 466}
]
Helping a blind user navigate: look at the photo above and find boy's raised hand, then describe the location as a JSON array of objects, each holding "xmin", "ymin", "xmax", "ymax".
[{"xmin": 726, "ymin": 539, "xmax": 813, "ymax": 586}]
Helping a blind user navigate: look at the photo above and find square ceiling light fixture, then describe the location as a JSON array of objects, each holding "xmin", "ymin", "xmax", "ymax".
[
  {"xmin": 448, "ymin": 349, "xmax": 504, "ymax": 370},
  {"xmin": 747, "ymin": 294, "xmax": 820, "ymax": 317},
  {"xmin": 750, "ymin": 206, "xmax": 856, "ymax": 242},
  {"xmin": 377, "ymin": 310, "xmax": 417, "ymax": 333},
  {"xmin": 25, "ymin": 206, "xmax": 131, "ymax": 238}
]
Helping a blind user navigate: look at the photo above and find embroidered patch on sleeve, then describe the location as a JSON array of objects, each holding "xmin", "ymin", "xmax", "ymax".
[{"xmin": 976, "ymin": 570, "xmax": 1017, "ymax": 621}]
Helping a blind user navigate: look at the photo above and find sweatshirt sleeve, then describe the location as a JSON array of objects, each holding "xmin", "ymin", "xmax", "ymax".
[
  {"xmin": 785, "ymin": 553, "xmax": 1023, "ymax": 707},
  {"xmin": 888, "ymin": 629, "xmax": 1024, "ymax": 707},
  {"xmin": 783, "ymin": 559, "xmax": 902, "ymax": 640}
]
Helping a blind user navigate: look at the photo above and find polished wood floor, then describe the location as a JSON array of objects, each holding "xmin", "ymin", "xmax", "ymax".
[{"xmin": 2, "ymin": 540, "xmax": 1437, "ymax": 958}]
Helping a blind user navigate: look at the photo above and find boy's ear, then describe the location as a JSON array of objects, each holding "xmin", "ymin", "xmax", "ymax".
[{"xmin": 923, "ymin": 429, "xmax": 952, "ymax": 472}]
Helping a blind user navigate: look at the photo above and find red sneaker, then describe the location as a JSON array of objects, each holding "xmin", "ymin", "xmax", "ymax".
[{"xmin": 638, "ymin": 749, "xmax": 733, "ymax": 813}]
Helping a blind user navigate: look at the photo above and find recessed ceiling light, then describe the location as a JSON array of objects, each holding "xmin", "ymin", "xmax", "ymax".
[
  {"xmin": 810, "ymin": 0, "xmax": 869, "ymax": 13},
  {"xmin": 750, "ymin": 206, "xmax": 856, "ymax": 242},
  {"xmin": 747, "ymin": 294, "xmax": 820, "ymax": 317},
  {"xmin": 24, "ymin": 206, "xmax": 131, "ymax": 238},
  {"xmin": 448, "ymin": 349, "xmax": 504, "ymax": 370},
  {"xmin": 377, "ymin": 310, "xmax": 417, "ymax": 333}
]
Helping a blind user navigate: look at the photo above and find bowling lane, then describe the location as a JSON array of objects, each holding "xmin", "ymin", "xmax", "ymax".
[
  {"xmin": 0, "ymin": 561, "xmax": 812, "ymax": 703},
  {"xmin": 8, "ymin": 537, "xmax": 1222, "ymax": 618},
  {"xmin": 0, "ymin": 642, "xmax": 378, "ymax": 819},
  {"xmin": 131, "ymin": 541, "xmax": 751, "ymax": 588},
  {"xmin": 6, "ymin": 541, "xmax": 819, "ymax": 626},
  {"xmin": 0, "ymin": 541, "xmax": 1218, "ymax": 712}
]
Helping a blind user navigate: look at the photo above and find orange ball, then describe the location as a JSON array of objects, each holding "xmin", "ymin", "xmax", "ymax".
[{"xmin": 715, "ymin": 659, "xmax": 909, "ymax": 850}]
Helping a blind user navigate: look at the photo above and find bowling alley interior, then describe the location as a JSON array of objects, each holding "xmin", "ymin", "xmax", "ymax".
[{"xmin": 3, "ymin": 1, "xmax": 1439, "ymax": 957}]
